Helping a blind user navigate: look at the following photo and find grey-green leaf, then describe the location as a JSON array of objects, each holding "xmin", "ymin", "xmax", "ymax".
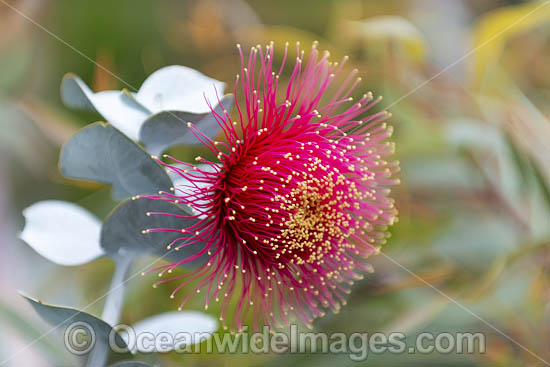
[
  {"xmin": 139, "ymin": 94, "xmax": 233, "ymax": 156},
  {"xmin": 100, "ymin": 197, "xmax": 207, "ymax": 268},
  {"xmin": 60, "ymin": 73, "xmax": 98, "ymax": 111},
  {"xmin": 59, "ymin": 122, "xmax": 173, "ymax": 200},
  {"xmin": 21, "ymin": 294, "xmax": 132, "ymax": 364}
]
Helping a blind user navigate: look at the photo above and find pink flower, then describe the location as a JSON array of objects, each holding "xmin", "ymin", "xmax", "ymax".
[{"xmin": 144, "ymin": 42, "xmax": 398, "ymax": 331}]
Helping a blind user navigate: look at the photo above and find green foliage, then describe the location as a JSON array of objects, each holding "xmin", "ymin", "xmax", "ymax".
[
  {"xmin": 59, "ymin": 122, "xmax": 173, "ymax": 200},
  {"xmin": 140, "ymin": 94, "xmax": 233, "ymax": 156},
  {"xmin": 101, "ymin": 197, "xmax": 206, "ymax": 267},
  {"xmin": 21, "ymin": 294, "xmax": 132, "ymax": 365}
]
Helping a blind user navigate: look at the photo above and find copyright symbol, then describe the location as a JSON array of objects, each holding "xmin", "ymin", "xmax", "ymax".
[{"xmin": 64, "ymin": 321, "xmax": 96, "ymax": 355}]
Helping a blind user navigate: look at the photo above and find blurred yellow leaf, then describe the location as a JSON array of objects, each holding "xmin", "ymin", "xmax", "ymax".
[
  {"xmin": 345, "ymin": 16, "xmax": 428, "ymax": 63},
  {"xmin": 472, "ymin": 1, "xmax": 550, "ymax": 87}
]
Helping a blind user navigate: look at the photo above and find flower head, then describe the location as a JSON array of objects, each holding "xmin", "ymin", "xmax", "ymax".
[{"xmin": 145, "ymin": 42, "xmax": 398, "ymax": 331}]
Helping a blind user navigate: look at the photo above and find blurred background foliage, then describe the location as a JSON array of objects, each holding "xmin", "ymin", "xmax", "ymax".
[{"xmin": 1, "ymin": 0, "xmax": 549, "ymax": 366}]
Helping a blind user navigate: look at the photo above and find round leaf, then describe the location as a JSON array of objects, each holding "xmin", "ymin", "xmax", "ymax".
[
  {"xmin": 136, "ymin": 65, "xmax": 226, "ymax": 114},
  {"xmin": 131, "ymin": 311, "xmax": 217, "ymax": 353},
  {"xmin": 59, "ymin": 122, "xmax": 173, "ymax": 200},
  {"xmin": 139, "ymin": 94, "xmax": 233, "ymax": 157},
  {"xmin": 100, "ymin": 197, "xmax": 207, "ymax": 268},
  {"xmin": 20, "ymin": 200, "xmax": 104, "ymax": 266}
]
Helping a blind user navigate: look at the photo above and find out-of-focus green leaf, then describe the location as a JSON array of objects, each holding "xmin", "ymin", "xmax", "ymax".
[
  {"xmin": 475, "ymin": 88, "xmax": 550, "ymax": 239},
  {"xmin": 59, "ymin": 122, "xmax": 173, "ymax": 200},
  {"xmin": 382, "ymin": 295, "xmax": 448, "ymax": 335},
  {"xmin": 491, "ymin": 262, "xmax": 535, "ymax": 310},
  {"xmin": 476, "ymin": 69, "xmax": 550, "ymax": 187},
  {"xmin": 472, "ymin": 1, "xmax": 550, "ymax": 86},
  {"xmin": 0, "ymin": 102, "xmax": 55, "ymax": 174},
  {"xmin": 139, "ymin": 94, "xmax": 233, "ymax": 157},
  {"xmin": 446, "ymin": 118, "xmax": 524, "ymax": 220},
  {"xmin": 389, "ymin": 100, "xmax": 446, "ymax": 157},
  {"xmin": 100, "ymin": 197, "xmax": 206, "ymax": 268},
  {"xmin": 505, "ymin": 138, "xmax": 550, "ymax": 240},
  {"xmin": 0, "ymin": 40, "xmax": 32, "ymax": 94},
  {"xmin": 469, "ymin": 239, "xmax": 549, "ymax": 300},
  {"xmin": 21, "ymin": 294, "xmax": 132, "ymax": 364},
  {"xmin": 435, "ymin": 215, "xmax": 518, "ymax": 273},
  {"xmin": 401, "ymin": 156, "xmax": 484, "ymax": 191}
]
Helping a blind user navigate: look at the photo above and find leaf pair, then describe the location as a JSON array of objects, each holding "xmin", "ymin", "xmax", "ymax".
[{"xmin": 61, "ymin": 65, "xmax": 232, "ymax": 157}]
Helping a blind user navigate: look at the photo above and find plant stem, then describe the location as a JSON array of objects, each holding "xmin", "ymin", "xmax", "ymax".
[
  {"xmin": 101, "ymin": 254, "xmax": 134, "ymax": 326},
  {"xmin": 87, "ymin": 253, "xmax": 135, "ymax": 366}
]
